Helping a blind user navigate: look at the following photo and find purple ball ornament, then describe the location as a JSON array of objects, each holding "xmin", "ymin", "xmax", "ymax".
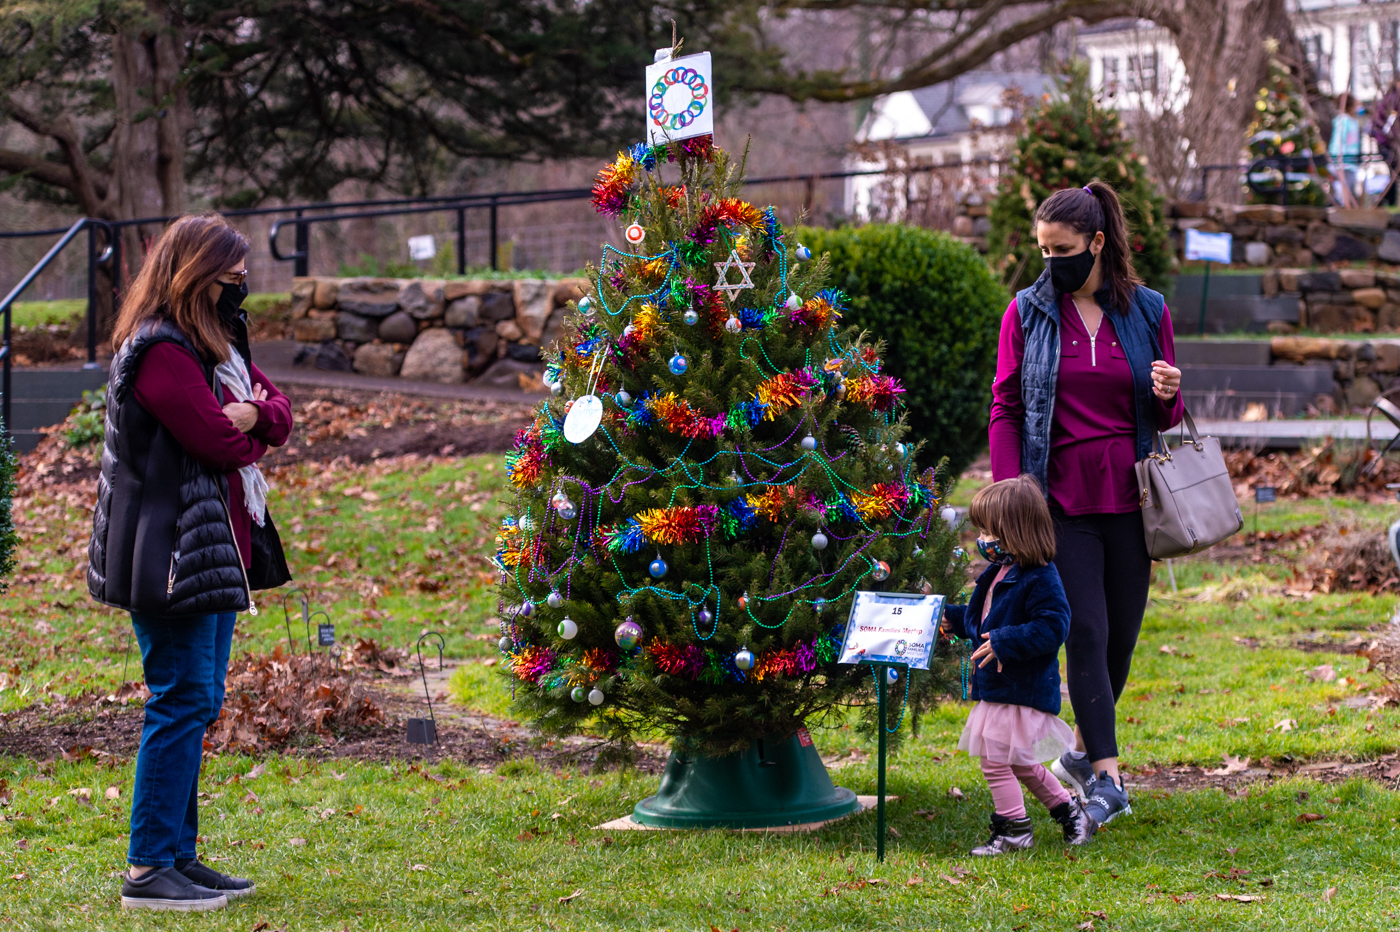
[
  {"xmin": 614, "ymin": 618, "xmax": 644, "ymax": 650},
  {"xmin": 519, "ymin": 602, "xmax": 536, "ymax": 618},
  {"xmin": 698, "ymin": 607, "xmax": 714, "ymax": 625}
]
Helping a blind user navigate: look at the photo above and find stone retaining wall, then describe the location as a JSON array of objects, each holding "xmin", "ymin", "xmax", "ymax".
[
  {"xmin": 1260, "ymin": 267, "xmax": 1400, "ymax": 333},
  {"xmin": 1267, "ymin": 335, "xmax": 1400, "ymax": 411},
  {"xmin": 1167, "ymin": 204, "xmax": 1400, "ymax": 268},
  {"xmin": 287, "ymin": 276, "xmax": 585, "ymax": 383}
]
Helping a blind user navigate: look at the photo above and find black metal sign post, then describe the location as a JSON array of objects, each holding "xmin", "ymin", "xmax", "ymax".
[
  {"xmin": 407, "ymin": 632, "xmax": 446, "ymax": 747},
  {"xmin": 1254, "ymin": 485, "xmax": 1276, "ymax": 541},
  {"xmin": 281, "ymin": 588, "xmax": 309, "ymax": 655}
]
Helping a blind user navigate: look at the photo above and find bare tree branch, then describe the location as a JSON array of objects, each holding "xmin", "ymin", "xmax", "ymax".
[{"xmin": 0, "ymin": 147, "xmax": 77, "ymax": 191}]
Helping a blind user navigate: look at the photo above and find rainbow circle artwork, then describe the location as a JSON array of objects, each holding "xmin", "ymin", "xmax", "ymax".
[{"xmin": 644, "ymin": 51, "xmax": 715, "ymax": 145}]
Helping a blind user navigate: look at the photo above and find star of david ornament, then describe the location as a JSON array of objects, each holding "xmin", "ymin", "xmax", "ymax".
[{"xmin": 713, "ymin": 250, "xmax": 757, "ymax": 303}]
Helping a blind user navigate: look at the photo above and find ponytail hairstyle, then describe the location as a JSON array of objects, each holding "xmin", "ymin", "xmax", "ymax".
[
  {"xmin": 1033, "ymin": 181, "xmax": 1142, "ymax": 315},
  {"xmin": 111, "ymin": 213, "xmax": 250, "ymax": 363}
]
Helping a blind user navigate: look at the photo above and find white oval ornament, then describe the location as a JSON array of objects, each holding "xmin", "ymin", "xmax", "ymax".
[{"xmin": 564, "ymin": 394, "xmax": 604, "ymax": 443}]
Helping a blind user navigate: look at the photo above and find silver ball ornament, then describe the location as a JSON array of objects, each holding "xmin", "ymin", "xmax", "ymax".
[
  {"xmin": 812, "ymin": 531, "xmax": 829, "ymax": 551},
  {"xmin": 551, "ymin": 381, "xmax": 564, "ymax": 396},
  {"xmin": 940, "ymin": 506, "xmax": 959, "ymax": 528},
  {"xmin": 587, "ymin": 687, "xmax": 605, "ymax": 706},
  {"xmin": 571, "ymin": 686, "xmax": 587, "ymax": 702},
  {"xmin": 614, "ymin": 619, "xmax": 643, "ymax": 650},
  {"xmin": 498, "ymin": 636, "xmax": 512, "ymax": 653},
  {"xmin": 734, "ymin": 647, "xmax": 755, "ymax": 671},
  {"xmin": 795, "ymin": 244, "xmax": 812, "ymax": 261},
  {"xmin": 558, "ymin": 616, "xmax": 578, "ymax": 640},
  {"xmin": 785, "ymin": 293, "xmax": 802, "ymax": 310},
  {"xmin": 725, "ymin": 316, "xmax": 742, "ymax": 334},
  {"xmin": 616, "ymin": 389, "xmax": 633, "ymax": 408},
  {"xmin": 872, "ymin": 560, "xmax": 891, "ymax": 582},
  {"xmin": 624, "ymin": 323, "xmax": 636, "ymax": 337},
  {"xmin": 683, "ymin": 309, "xmax": 699, "ymax": 326},
  {"xmin": 953, "ymin": 547, "xmax": 966, "ymax": 559},
  {"xmin": 800, "ymin": 434, "xmax": 817, "ymax": 452},
  {"xmin": 547, "ymin": 591, "xmax": 563, "ymax": 609},
  {"xmin": 698, "ymin": 607, "xmax": 713, "ymax": 625},
  {"xmin": 557, "ymin": 501, "xmax": 577, "ymax": 521},
  {"xmin": 577, "ymin": 296, "xmax": 592, "ymax": 314}
]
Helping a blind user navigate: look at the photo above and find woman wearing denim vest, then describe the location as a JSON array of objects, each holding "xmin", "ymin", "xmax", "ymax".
[{"xmin": 988, "ymin": 182, "xmax": 1183, "ymax": 826}]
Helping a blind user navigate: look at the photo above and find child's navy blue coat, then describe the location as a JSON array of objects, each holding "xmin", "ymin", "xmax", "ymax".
[{"xmin": 943, "ymin": 561, "xmax": 1071, "ymax": 715}]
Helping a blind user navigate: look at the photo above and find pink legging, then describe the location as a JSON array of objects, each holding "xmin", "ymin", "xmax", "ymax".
[{"xmin": 980, "ymin": 759, "xmax": 1071, "ymax": 820}]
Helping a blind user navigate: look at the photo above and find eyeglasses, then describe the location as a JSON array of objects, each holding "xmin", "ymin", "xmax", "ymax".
[{"xmin": 222, "ymin": 269, "xmax": 249, "ymax": 285}]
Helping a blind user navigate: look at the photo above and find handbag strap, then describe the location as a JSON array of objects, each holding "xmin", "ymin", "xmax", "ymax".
[{"xmin": 1151, "ymin": 407, "xmax": 1201, "ymax": 459}]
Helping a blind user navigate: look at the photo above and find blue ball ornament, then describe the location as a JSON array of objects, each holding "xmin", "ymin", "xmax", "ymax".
[
  {"xmin": 683, "ymin": 309, "xmax": 699, "ymax": 326},
  {"xmin": 795, "ymin": 245, "xmax": 812, "ymax": 261},
  {"xmin": 668, "ymin": 352, "xmax": 688, "ymax": 375},
  {"xmin": 885, "ymin": 668, "xmax": 899, "ymax": 685},
  {"xmin": 649, "ymin": 556, "xmax": 668, "ymax": 578}
]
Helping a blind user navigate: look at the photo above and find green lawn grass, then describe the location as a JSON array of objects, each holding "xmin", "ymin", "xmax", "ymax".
[
  {"xmin": 6, "ymin": 294, "xmax": 289, "ymax": 332},
  {"xmin": 7, "ymin": 462, "xmax": 1400, "ymax": 928}
]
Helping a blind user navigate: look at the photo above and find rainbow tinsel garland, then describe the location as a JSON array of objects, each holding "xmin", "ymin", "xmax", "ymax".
[{"xmin": 845, "ymin": 374, "xmax": 906, "ymax": 412}]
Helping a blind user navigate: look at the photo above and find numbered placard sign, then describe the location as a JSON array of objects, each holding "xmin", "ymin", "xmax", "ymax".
[{"xmin": 838, "ymin": 591, "xmax": 945, "ymax": 669}]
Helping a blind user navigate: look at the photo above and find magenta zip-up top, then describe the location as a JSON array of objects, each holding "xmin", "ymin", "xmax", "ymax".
[{"xmin": 988, "ymin": 295, "xmax": 1184, "ymax": 516}]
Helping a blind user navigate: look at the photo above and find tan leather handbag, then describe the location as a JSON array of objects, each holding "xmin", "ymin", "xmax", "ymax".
[{"xmin": 1135, "ymin": 410, "xmax": 1243, "ymax": 559}]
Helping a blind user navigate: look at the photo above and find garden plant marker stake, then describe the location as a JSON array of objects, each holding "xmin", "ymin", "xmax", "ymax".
[
  {"xmin": 308, "ymin": 610, "xmax": 334, "ymax": 655},
  {"xmin": 407, "ymin": 631, "xmax": 446, "ymax": 747},
  {"xmin": 281, "ymin": 588, "xmax": 310, "ymax": 655}
]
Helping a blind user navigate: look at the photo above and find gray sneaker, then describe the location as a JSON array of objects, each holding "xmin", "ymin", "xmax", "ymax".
[
  {"xmin": 970, "ymin": 813, "xmax": 1035, "ymax": 856},
  {"xmin": 1051, "ymin": 751, "xmax": 1095, "ymax": 799},
  {"xmin": 176, "ymin": 858, "xmax": 254, "ymax": 898},
  {"xmin": 1082, "ymin": 770, "xmax": 1133, "ymax": 826}
]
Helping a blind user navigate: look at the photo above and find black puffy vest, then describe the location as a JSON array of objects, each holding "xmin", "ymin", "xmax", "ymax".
[{"xmin": 87, "ymin": 318, "xmax": 252, "ymax": 616}]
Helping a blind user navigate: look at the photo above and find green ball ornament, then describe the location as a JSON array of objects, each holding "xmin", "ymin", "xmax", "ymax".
[{"xmin": 571, "ymin": 686, "xmax": 587, "ymax": 702}]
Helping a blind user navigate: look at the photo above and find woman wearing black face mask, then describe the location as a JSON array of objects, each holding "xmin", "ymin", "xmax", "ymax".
[
  {"xmin": 89, "ymin": 213, "xmax": 292, "ymax": 910},
  {"xmin": 987, "ymin": 182, "xmax": 1182, "ymax": 831}
]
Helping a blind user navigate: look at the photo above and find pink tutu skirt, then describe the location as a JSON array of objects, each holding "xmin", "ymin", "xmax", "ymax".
[{"xmin": 957, "ymin": 701, "xmax": 1075, "ymax": 767}]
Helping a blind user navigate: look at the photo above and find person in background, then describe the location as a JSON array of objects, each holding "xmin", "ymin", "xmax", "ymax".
[
  {"xmin": 1330, "ymin": 92, "xmax": 1362, "ymax": 206},
  {"xmin": 1372, "ymin": 79, "xmax": 1400, "ymax": 207},
  {"xmin": 87, "ymin": 213, "xmax": 293, "ymax": 910},
  {"xmin": 989, "ymin": 182, "xmax": 1183, "ymax": 829}
]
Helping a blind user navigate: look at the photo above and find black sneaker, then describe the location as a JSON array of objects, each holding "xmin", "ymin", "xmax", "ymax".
[
  {"xmin": 1083, "ymin": 770, "xmax": 1133, "ymax": 826},
  {"xmin": 177, "ymin": 858, "xmax": 255, "ymax": 898},
  {"xmin": 970, "ymin": 813, "xmax": 1035, "ymax": 856},
  {"xmin": 120, "ymin": 866, "xmax": 228, "ymax": 911},
  {"xmin": 1049, "ymin": 798, "xmax": 1096, "ymax": 845}
]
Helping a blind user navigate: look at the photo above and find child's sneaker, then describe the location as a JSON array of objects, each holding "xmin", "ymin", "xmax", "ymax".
[
  {"xmin": 1051, "ymin": 751, "xmax": 1094, "ymax": 799},
  {"xmin": 1083, "ymin": 770, "xmax": 1133, "ymax": 826},
  {"xmin": 970, "ymin": 814, "xmax": 1035, "ymax": 856},
  {"xmin": 1049, "ymin": 799, "xmax": 1096, "ymax": 845}
]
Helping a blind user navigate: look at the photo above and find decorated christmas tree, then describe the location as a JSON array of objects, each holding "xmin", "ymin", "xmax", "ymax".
[
  {"xmin": 989, "ymin": 61, "xmax": 1171, "ymax": 295},
  {"xmin": 494, "ymin": 114, "xmax": 964, "ymax": 816},
  {"xmin": 1245, "ymin": 38, "xmax": 1329, "ymax": 206}
]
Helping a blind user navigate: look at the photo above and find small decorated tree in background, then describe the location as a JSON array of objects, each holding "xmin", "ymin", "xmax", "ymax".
[
  {"xmin": 494, "ymin": 136, "xmax": 963, "ymax": 821},
  {"xmin": 1245, "ymin": 38, "xmax": 1329, "ymax": 206},
  {"xmin": 990, "ymin": 61, "xmax": 1171, "ymax": 296}
]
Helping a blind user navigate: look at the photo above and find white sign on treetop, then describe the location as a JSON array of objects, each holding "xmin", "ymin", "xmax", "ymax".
[
  {"xmin": 645, "ymin": 50, "xmax": 713, "ymax": 145},
  {"xmin": 838, "ymin": 591, "xmax": 945, "ymax": 669}
]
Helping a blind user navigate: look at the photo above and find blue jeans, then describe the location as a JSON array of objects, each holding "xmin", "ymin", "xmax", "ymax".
[{"xmin": 127, "ymin": 612, "xmax": 236, "ymax": 867}]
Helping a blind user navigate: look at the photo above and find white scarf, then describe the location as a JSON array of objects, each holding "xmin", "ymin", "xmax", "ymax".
[{"xmin": 214, "ymin": 345, "xmax": 269, "ymax": 527}]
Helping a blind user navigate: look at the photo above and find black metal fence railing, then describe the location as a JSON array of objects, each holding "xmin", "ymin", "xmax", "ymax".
[
  {"xmin": 1197, "ymin": 152, "xmax": 1391, "ymax": 205},
  {"xmin": 0, "ymin": 219, "xmax": 114, "ymax": 442},
  {"xmin": 0, "ymin": 159, "xmax": 1007, "ymax": 444}
]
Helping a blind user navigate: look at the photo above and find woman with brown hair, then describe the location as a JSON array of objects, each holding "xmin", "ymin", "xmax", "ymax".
[
  {"xmin": 989, "ymin": 182, "xmax": 1182, "ymax": 829},
  {"xmin": 87, "ymin": 212, "xmax": 292, "ymax": 910}
]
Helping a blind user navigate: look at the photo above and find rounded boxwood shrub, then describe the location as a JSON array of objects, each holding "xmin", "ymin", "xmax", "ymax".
[{"xmin": 797, "ymin": 224, "xmax": 1008, "ymax": 477}]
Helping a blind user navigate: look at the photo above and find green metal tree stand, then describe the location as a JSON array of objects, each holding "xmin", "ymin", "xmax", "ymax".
[{"xmin": 632, "ymin": 730, "xmax": 859, "ymax": 829}]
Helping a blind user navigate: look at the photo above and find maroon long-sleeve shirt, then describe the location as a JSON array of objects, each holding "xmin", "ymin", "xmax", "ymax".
[
  {"xmin": 989, "ymin": 296, "xmax": 1183, "ymax": 515},
  {"xmin": 133, "ymin": 342, "xmax": 293, "ymax": 567}
]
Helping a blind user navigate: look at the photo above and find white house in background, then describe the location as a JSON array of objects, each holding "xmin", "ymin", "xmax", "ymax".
[
  {"xmin": 1080, "ymin": 1, "xmax": 1400, "ymax": 111},
  {"xmin": 845, "ymin": 71, "xmax": 1049, "ymax": 220}
]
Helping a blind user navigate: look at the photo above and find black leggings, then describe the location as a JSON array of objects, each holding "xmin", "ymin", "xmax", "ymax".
[{"xmin": 1051, "ymin": 507, "xmax": 1153, "ymax": 762}]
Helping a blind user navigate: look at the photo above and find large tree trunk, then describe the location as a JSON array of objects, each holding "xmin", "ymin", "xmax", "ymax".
[{"xmin": 1150, "ymin": 0, "xmax": 1292, "ymax": 201}]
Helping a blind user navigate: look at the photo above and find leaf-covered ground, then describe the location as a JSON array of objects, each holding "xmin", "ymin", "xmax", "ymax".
[{"xmin": 5, "ymin": 409, "xmax": 1400, "ymax": 928}]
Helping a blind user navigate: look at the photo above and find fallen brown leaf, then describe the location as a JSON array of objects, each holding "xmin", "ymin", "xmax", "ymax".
[
  {"xmin": 1323, "ymin": 886, "xmax": 1337, "ymax": 901},
  {"xmin": 1206, "ymin": 755, "xmax": 1250, "ymax": 776},
  {"xmin": 905, "ymin": 876, "xmax": 923, "ymax": 887},
  {"xmin": 1297, "ymin": 813, "xmax": 1326, "ymax": 824}
]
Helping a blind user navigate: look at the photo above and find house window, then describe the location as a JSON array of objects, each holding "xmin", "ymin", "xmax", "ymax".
[
  {"xmin": 1302, "ymin": 33, "xmax": 1330, "ymax": 92},
  {"xmin": 1128, "ymin": 51, "xmax": 1159, "ymax": 95},
  {"xmin": 1381, "ymin": 22, "xmax": 1400, "ymax": 91},
  {"xmin": 1102, "ymin": 57, "xmax": 1120, "ymax": 96}
]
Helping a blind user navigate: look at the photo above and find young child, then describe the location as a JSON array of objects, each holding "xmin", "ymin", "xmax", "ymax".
[{"xmin": 942, "ymin": 475, "xmax": 1095, "ymax": 855}]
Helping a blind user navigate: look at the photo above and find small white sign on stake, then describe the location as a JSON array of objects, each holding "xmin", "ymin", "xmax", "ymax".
[
  {"xmin": 645, "ymin": 51, "xmax": 713, "ymax": 145},
  {"xmin": 1183, "ymin": 228, "xmax": 1232, "ymax": 264},
  {"xmin": 407, "ymin": 235, "xmax": 437, "ymax": 261},
  {"xmin": 838, "ymin": 591, "xmax": 945, "ymax": 669}
]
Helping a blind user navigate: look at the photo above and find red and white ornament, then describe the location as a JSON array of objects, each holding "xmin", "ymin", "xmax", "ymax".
[{"xmin": 625, "ymin": 223, "xmax": 645, "ymax": 245}]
